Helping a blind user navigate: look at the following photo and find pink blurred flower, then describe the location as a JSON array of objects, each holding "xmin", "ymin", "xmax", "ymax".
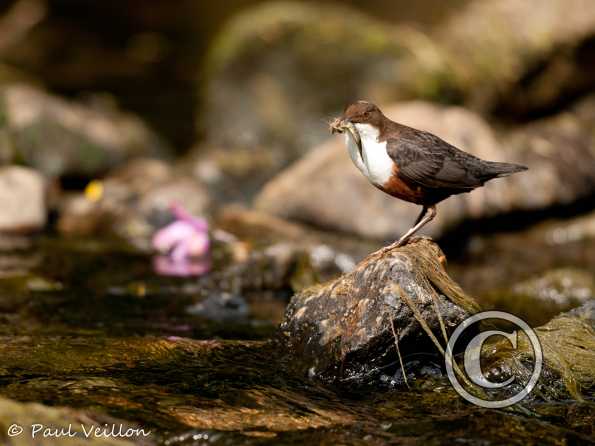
[{"xmin": 152, "ymin": 204, "xmax": 211, "ymax": 277}]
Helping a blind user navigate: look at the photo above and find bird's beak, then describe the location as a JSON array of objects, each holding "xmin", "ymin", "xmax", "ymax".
[{"xmin": 330, "ymin": 117, "xmax": 348, "ymax": 134}]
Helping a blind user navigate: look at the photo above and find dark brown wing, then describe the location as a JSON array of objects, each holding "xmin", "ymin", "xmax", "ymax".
[{"xmin": 386, "ymin": 129, "xmax": 488, "ymax": 191}]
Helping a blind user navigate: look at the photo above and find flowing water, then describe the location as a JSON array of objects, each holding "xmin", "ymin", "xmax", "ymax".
[{"xmin": 0, "ymin": 228, "xmax": 593, "ymax": 445}]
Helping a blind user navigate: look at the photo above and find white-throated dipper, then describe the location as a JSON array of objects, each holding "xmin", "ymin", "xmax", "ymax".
[{"xmin": 330, "ymin": 101, "xmax": 528, "ymax": 249}]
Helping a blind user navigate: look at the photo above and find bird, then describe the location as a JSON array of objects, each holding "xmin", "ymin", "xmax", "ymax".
[{"xmin": 330, "ymin": 101, "xmax": 528, "ymax": 250}]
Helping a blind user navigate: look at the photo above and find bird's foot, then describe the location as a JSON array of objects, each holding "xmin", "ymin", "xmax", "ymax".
[
  {"xmin": 372, "ymin": 235, "xmax": 433, "ymax": 257},
  {"xmin": 373, "ymin": 238, "xmax": 408, "ymax": 257}
]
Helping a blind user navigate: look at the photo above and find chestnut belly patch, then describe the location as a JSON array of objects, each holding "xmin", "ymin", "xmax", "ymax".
[{"xmin": 379, "ymin": 167, "xmax": 426, "ymax": 204}]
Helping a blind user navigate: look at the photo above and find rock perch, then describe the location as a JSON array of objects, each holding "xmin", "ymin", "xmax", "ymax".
[{"xmin": 279, "ymin": 238, "xmax": 480, "ymax": 384}]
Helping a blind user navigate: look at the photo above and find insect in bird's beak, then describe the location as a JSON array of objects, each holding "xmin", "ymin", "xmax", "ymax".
[
  {"xmin": 330, "ymin": 118, "xmax": 363, "ymax": 158},
  {"xmin": 329, "ymin": 117, "xmax": 344, "ymax": 135}
]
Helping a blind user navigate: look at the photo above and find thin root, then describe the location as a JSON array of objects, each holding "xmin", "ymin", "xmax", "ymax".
[
  {"xmin": 391, "ymin": 283, "xmax": 479, "ymax": 392},
  {"xmin": 390, "ymin": 317, "xmax": 410, "ymax": 388}
]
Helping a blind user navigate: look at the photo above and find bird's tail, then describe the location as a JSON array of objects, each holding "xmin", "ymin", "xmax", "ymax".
[{"xmin": 485, "ymin": 161, "xmax": 528, "ymax": 178}]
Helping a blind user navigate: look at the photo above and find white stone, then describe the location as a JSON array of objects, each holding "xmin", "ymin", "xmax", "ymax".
[{"xmin": 0, "ymin": 166, "xmax": 46, "ymax": 233}]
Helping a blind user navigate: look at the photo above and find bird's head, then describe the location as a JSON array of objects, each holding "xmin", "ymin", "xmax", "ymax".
[{"xmin": 330, "ymin": 101, "xmax": 384, "ymax": 134}]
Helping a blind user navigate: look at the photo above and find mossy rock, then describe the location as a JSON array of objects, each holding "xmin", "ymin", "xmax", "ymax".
[
  {"xmin": 484, "ymin": 302, "xmax": 595, "ymax": 402},
  {"xmin": 0, "ymin": 84, "xmax": 171, "ymax": 178},
  {"xmin": 434, "ymin": 0, "xmax": 595, "ymax": 116}
]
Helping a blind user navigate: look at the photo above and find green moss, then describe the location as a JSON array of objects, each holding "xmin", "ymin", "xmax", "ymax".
[
  {"xmin": 486, "ymin": 305, "xmax": 595, "ymax": 401},
  {"xmin": 205, "ymin": 2, "xmax": 401, "ymax": 76}
]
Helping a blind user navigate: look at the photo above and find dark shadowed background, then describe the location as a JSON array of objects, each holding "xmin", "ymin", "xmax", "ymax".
[{"xmin": 0, "ymin": 0, "xmax": 468, "ymax": 149}]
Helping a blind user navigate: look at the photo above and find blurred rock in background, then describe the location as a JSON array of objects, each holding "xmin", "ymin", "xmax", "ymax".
[
  {"xmin": 0, "ymin": 83, "xmax": 171, "ymax": 179},
  {"xmin": 433, "ymin": 0, "xmax": 595, "ymax": 118},
  {"xmin": 0, "ymin": 165, "xmax": 45, "ymax": 233}
]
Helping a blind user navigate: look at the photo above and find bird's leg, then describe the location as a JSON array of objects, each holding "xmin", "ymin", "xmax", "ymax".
[
  {"xmin": 395, "ymin": 205, "xmax": 436, "ymax": 247},
  {"xmin": 413, "ymin": 206, "xmax": 428, "ymax": 226},
  {"xmin": 372, "ymin": 206, "xmax": 436, "ymax": 257}
]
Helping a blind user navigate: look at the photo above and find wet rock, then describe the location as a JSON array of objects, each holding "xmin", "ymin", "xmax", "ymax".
[
  {"xmin": 202, "ymin": 2, "xmax": 450, "ymax": 190},
  {"xmin": 57, "ymin": 158, "xmax": 210, "ymax": 242},
  {"xmin": 435, "ymin": 0, "xmax": 595, "ymax": 116},
  {"xmin": 0, "ymin": 234, "xmax": 592, "ymax": 442},
  {"xmin": 545, "ymin": 209, "xmax": 595, "ymax": 245},
  {"xmin": 481, "ymin": 268, "xmax": 594, "ymax": 326},
  {"xmin": 445, "ymin": 209, "xmax": 595, "ymax": 302},
  {"xmin": 0, "ymin": 166, "xmax": 46, "ymax": 233},
  {"xmin": 0, "ymin": 84, "xmax": 170, "ymax": 178},
  {"xmin": 279, "ymin": 238, "xmax": 480, "ymax": 384},
  {"xmin": 211, "ymin": 242, "xmax": 313, "ymax": 293},
  {"xmin": 215, "ymin": 206, "xmax": 376, "ymax": 286},
  {"xmin": 186, "ymin": 292, "xmax": 249, "ymax": 322},
  {"xmin": 256, "ymin": 100, "xmax": 595, "ymax": 240}
]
